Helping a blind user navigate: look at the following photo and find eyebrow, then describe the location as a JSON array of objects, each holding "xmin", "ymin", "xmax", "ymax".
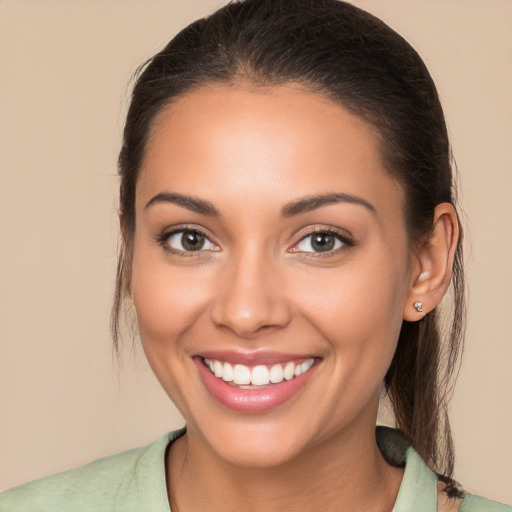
[
  {"xmin": 145, "ymin": 192, "xmax": 220, "ymax": 216},
  {"xmin": 145, "ymin": 191, "xmax": 375, "ymax": 218},
  {"xmin": 281, "ymin": 193, "xmax": 376, "ymax": 217}
]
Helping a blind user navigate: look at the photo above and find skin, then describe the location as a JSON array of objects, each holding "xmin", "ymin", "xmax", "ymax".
[{"xmin": 130, "ymin": 85, "xmax": 458, "ymax": 511}]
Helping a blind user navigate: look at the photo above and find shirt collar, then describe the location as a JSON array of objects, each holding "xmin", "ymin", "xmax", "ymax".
[{"xmin": 391, "ymin": 445, "xmax": 439, "ymax": 512}]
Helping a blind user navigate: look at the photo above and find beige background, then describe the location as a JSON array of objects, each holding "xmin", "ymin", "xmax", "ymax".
[{"xmin": 0, "ymin": 0, "xmax": 511, "ymax": 503}]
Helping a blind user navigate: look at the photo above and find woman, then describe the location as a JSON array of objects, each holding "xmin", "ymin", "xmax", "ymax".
[{"xmin": 1, "ymin": 0, "xmax": 509, "ymax": 510}]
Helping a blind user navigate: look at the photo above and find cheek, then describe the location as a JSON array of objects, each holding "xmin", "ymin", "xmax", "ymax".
[
  {"xmin": 292, "ymin": 252, "xmax": 409, "ymax": 364},
  {"xmin": 129, "ymin": 245, "xmax": 216, "ymax": 412},
  {"xmin": 130, "ymin": 244, "xmax": 212, "ymax": 347}
]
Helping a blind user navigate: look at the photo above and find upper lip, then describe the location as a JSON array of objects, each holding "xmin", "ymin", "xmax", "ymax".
[{"xmin": 196, "ymin": 350, "xmax": 318, "ymax": 366}]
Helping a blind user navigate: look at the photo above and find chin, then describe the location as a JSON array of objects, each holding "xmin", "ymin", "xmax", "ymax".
[
  {"xmin": 213, "ymin": 433, "xmax": 307, "ymax": 469},
  {"xmin": 190, "ymin": 416, "xmax": 318, "ymax": 469}
]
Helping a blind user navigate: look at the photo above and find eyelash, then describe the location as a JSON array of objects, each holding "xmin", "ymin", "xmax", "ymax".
[
  {"xmin": 156, "ymin": 226, "xmax": 354, "ymax": 257},
  {"xmin": 290, "ymin": 228, "xmax": 354, "ymax": 257},
  {"xmin": 156, "ymin": 225, "xmax": 219, "ymax": 257}
]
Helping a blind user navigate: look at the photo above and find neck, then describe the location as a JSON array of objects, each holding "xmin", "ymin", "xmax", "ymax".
[{"xmin": 167, "ymin": 420, "xmax": 403, "ymax": 512}]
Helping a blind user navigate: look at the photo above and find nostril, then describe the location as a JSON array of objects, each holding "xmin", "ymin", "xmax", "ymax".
[{"xmin": 210, "ymin": 300, "xmax": 292, "ymax": 338}]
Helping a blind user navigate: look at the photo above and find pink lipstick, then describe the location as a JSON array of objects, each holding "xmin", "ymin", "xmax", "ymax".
[{"xmin": 194, "ymin": 352, "xmax": 319, "ymax": 413}]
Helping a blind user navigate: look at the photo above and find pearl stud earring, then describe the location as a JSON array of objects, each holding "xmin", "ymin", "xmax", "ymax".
[{"xmin": 413, "ymin": 301, "xmax": 423, "ymax": 313}]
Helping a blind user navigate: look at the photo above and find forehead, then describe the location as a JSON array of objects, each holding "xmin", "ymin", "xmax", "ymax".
[{"xmin": 137, "ymin": 85, "xmax": 404, "ymax": 216}]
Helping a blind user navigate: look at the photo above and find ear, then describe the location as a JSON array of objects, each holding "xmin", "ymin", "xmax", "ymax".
[{"xmin": 403, "ymin": 203, "xmax": 459, "ymax": 321}]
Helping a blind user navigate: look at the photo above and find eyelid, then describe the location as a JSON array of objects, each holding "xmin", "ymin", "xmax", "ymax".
[
  {"xmin": 288, "ymin": 226, "xmax": 354, "ymax": 255},
  {"xmin": 155, "ymin": 224, "xmax": 220, "ymax": 254},
  {"xmin": 154, "ymin": 224, "xmax": 353, "ymax": 256}
]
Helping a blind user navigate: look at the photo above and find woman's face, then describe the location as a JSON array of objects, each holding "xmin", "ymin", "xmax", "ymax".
[{"xmin": 131, "ymin": 85, "xmax": 416, "ymax": 467}]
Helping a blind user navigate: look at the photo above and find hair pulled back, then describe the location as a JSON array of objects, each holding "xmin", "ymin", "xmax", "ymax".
[{"xmin": 113, "ymin": 0, "xmax": 465, "ymax": 493}]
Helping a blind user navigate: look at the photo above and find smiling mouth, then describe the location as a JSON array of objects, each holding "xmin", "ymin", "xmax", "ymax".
[{"xmin": 202, "ymin": 357, "xmax": 315, "ymax": 388}]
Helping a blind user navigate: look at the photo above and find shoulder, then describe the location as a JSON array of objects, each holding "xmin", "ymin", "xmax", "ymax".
[
  {"xmin": 0, "ymin": 447, "xmax": 141, "ymax": 511},
  {"xmin": 376, "ymin": 426, "xmax": 510, "ymax": 512},
  {"xmin": 0, "ymin": 444, "xmax": 155, "ymax": 512},
  {"xmin": 459, "ymin": 493, "xmax": 512, "ymax": 512},
  {"xmin": 0, "ymin": 429, "xmax": 184, "ymax": 512}
]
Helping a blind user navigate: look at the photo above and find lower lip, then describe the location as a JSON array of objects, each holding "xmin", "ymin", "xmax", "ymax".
[{"xmin": 195, "ymin": 358, "xmax": 318, "ymax": 414}]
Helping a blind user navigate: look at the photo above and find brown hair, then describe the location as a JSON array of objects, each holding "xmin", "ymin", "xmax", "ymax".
[{"xmin": 112, "ymin": 0, "xmax": 465, "ymax": 493}]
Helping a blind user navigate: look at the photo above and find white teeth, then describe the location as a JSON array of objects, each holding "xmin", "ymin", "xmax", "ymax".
[
  {"xmin": 233, "ymin": 364, "xmax": 251, "ymax": 385},
  {"xmin": 301, "ymin": 359, "xmax": 313, "ymax": 373},
  {"xmin": 204, "ymin": 358, "xmax": 315, "ymax": 386},
  {"xmin": 213, "ymin": 360, "xmax": 223, "ymax": 378},
  {"xmin": 284, "ymin": 362, "xmax": 295, "ymax": 381},
  {"xmin": 251, "ymin": 365, "xmax": 270, "ymax": 386},
  {"xmin": 222, "ymin": 362, "xmax": 234, "ymax": 382},
  {"xmin": 269, "ymin": 364, "xmax": 284, "ymax": 383}
]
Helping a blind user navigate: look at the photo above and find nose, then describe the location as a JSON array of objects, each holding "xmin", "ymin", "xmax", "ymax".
[{"xmin": 209, "ymin": 250, "xmax": 292, "ymax": 338}]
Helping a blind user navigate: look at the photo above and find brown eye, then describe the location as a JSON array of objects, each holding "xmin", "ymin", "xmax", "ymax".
[
  {"xmin": 166, "ymin": 230, "xmax": 218, "ymax": 252},
  {"xmin": 311, "ymin": 233, "xmax": 336, "ymax": 252},
  {"xmin": 182, "ymin": 231, "xmax": 205, "ymax": 251},
  {"xmin": 295, "ymin": 231, "xmax": 344, "ymax": 253}
]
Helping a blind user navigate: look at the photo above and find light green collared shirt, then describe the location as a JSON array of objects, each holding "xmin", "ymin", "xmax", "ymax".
[{"xmin": 1, "ymin": 428, "xmax": 509, "ymax": 511}]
